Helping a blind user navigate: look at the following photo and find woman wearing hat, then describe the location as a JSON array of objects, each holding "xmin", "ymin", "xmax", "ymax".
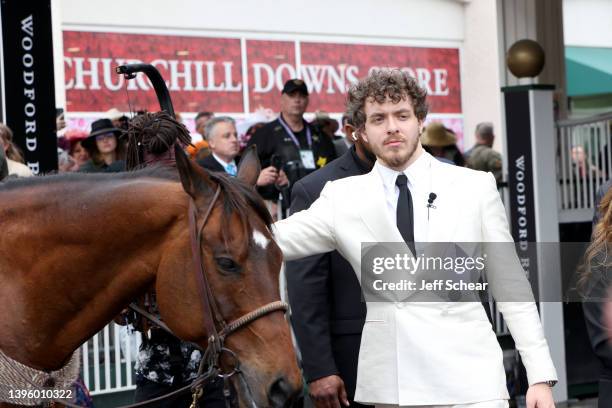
[
  {"xmin": 79, "ymin": 118, "xmax": 126, "ymax": 172},
  {"xmin": 421, "ymin": 121, "xmax": 465, "ymax": 166}
]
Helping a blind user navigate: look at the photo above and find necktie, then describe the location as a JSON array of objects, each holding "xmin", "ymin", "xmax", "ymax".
[
  {"xmin": 225, "ymin": 163, "xmax": 237, "ymax": 176},
  {"xmin": 396, "ymin": 174, "xmax": 416, "ymax": 257}
]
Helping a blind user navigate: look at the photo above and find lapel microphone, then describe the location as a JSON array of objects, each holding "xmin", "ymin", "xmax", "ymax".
[
  {"xmin": 427, "ymin": 192, "xmax": 437, "ymax": 220},
  {"xmin": 427, "ymin": 193, "xmax": 437, "ymax": 208}
]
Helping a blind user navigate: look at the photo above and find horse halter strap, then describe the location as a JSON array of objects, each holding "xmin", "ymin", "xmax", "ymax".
[
  {"xmin": 187, "ymin": 186, "xmax": 288, "ymax": 355},
  {"xmin": 189, "ymin": 187, "xmax": 225, "ymax": 346}
]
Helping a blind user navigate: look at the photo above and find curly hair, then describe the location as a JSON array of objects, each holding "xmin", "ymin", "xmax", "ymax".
[
  {"xmin": 578, "ymin": 187, "xmax": 612, "ymax": 295},
  {"xmin": 125, "ymin": 111, "xmax": 191, "ymax": 170},
  {"xmin": 346, "ymin": 69, "xmax": 429, "ymax": 133}
]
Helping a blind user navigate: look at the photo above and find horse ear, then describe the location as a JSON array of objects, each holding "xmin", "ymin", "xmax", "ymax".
[
  {"xmin": 237, "ymin": 145, "xmax": 261, "ymax": 187},
  {"xmin": 174, "ymin": 144, "xmax": 215, "ymax": 199}
]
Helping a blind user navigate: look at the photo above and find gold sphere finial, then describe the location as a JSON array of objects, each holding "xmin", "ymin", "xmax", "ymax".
[{"xmin": 506, "ymin": 39, "xmax": 545, "ymax": 78}]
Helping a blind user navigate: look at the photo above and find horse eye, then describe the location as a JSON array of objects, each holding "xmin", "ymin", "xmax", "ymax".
[{"xmin": 215, "ymin": 257, "xmax": 241, "ymax": 273}]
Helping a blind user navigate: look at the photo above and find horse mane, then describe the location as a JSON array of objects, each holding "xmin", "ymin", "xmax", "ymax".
[
  {"xmin": 207, "ymin": 171, "xmax": 273, "ymax": 228},
  {"xmin": 0, "ymin": 165, "xmax": 273, "ymax": 228}
]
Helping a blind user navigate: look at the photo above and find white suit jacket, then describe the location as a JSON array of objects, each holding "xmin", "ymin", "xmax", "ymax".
[{"xmin": 274, "ymin": 156, "xmax": 557, "ymax": 406}]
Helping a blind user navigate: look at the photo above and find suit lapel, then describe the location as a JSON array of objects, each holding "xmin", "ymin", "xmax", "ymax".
[
  {"xmin": 426, "ymin": 160, "xmax": 460, "ymax": 242},
  {"xmin": 357, "ymin": 170, "xmax": 404, "ymax": 243},
  {"xmin": 355, "ymin": 160, "xmax": 468, "ymax": 244}
]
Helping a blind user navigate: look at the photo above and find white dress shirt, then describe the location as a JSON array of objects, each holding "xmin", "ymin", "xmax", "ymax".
[
  {"xmin": 211, "ymin": 153, "xmax": 237, "ymax": 174},
  {"xmin": 374, "ymin": 150, "xmax": 433, "ymax": 244}
]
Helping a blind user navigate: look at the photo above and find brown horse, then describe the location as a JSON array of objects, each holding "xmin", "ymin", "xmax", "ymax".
[{"xmin": 0, "ymin": 148, "xmax": 302, "ymax": 407}]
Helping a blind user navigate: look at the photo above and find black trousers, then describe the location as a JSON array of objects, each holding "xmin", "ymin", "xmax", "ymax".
[{"xmin": 134, "ymin": 377, "xmax": 227, "ymax": 408}]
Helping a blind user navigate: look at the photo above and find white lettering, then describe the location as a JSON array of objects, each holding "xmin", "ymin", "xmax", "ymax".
[
  {"xmin": 252, "ymin": 63, "xmax": 274, "ymax": 93},
  {"xmin": 27, "ymin": 162, "xmax": 39, "ymax": 175},
  {"xmin": 416, "ymin": 68, "xmax": 433, "ymax": 94},
  {"xmin": 326, "ymin": 65, "xmax": 346, "ymax": 94},
  {"xmin": 301, "ymin": 65, "xmax": 326, "ymax": 93},
  {"xmin": 22, "ymin": 53, "xmax": 33, "ymax": 68},
  {"xmin": 169, "ymin": 60, "xmax": 193, "ymax": 91},
  {"xmin": 346, "ymin": 65, "xmax": 359, "ymax": 88},
  {"xmin": 193, "ymin": 61, "xmax": 206, "ymax": 91},
  {"xmin": 205, "ymin": 61, "xmax": 224, "ymax": 91},
  {"xmin": 21, "ymin": 37, "xmax": 33, "ymax": 51},
  {"xmin": 25, "ymin": 136, "xmax": 37, "ymax": 151},
  {"xmin": 24, "ymin": 88, "xmax": 35, "ymax": 100},
  {"xmin": 275, "ymin": 63, "xmax": 297, "ymax": 91},
  {"xmin": 72, "ymin": 57, "xmax": 101, "ymax": 90},
  {"xmin": 433, "ymin": 69, "xmax": 449, "ymax": 96},
  {"xmin": 25, "ymin": 120, "xmax": 36, "ymax": 134},
  {"xmin": 24, "ymin": 103, "xmax": 35, "ymax": 117},
  {"xmin": 515, "ymin": 155, "xmax": 525, "ymax": 171},
  {"xmin": 101, "ymin": 58, "xmax": 123, "ymax": 91},
  {"xmin": 20, "ymin": 15, "xmax": 34, "ymax": 36},
  {"xmin": 23, "ymin": 71, "xmax": 34, "ymax": 86},
  {"xmin": 223, "ymin": 62, "xmax": 241, "ymax": 92}
]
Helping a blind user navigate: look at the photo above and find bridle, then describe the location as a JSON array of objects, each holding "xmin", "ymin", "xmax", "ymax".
[
  {"xmin": 33, "ymin": 184, "xmax": 289, "ymax": 408},
  {"xmin": 184, "ymin": 185, "xmax": 289, "ymax": 407},
  {"xmin": 3, "ymin": 59, "xmax": 291, "ymax": 406}
]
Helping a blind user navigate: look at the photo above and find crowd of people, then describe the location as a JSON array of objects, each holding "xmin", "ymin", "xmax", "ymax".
[
  {"xmin": 1, "ymin": 77, "xmax": 503, "ymax": 218},
  {"xmin": 3, "ymin": 71, "xmax": 611, "ymax": 408},
  {"xmin": 0, "ymin": 75, "xmax": 509, "ymax": 407}
]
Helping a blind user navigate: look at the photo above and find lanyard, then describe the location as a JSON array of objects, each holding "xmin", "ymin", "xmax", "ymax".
[{"xmin": 278, "ymin": 115, "xmax": 312, "ymax": 149}]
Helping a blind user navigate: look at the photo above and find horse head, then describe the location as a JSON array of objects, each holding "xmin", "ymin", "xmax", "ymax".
[{"xmin": 154, "ymin": 146, "xmax": 302, "ymax": 407}]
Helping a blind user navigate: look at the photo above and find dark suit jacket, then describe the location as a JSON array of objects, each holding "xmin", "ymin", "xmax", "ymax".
[
  {"xmin": 285, "ymin": 147, "xmax": 372, "ymax": 403},
  {"xmin": 246, "ymin": 117, "xmax": 337, "ymax": 201},
  {"xmin": 584, "ymin": 179, "xmax": 612, "ymax": 407},
  {"xmin": 197, "ymin": 154, "xmax": 227, "ymax": 173}
]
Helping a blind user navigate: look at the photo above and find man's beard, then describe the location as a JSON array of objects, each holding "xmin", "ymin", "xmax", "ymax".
[{"xmin": 373, "ymin": 136, "xmax": 419, "ymax": 169}]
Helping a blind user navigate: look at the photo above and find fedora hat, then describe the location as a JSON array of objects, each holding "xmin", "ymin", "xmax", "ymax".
[
  {"xmin": 82, "ymin": 118, "xmax": 122, "ymax": 150},
  {"xmin": 421, "ymin": 122, "xmax": 457, "ymax": 147}
]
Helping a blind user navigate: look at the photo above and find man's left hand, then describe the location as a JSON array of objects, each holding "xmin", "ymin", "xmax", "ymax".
[{"xmin": 526, "ymin": 383, "xmax": 555, "ymax": 408}]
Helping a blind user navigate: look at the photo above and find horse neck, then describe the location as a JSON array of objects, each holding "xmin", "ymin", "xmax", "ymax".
[{"xmin": 0, "ymin": 178, "xmax": 188, "ymax": 370}]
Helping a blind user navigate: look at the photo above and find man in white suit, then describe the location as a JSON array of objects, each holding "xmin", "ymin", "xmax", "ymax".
[{"xmin": 274, "ymin": 70, "xmax": 557, "ymax": 408}]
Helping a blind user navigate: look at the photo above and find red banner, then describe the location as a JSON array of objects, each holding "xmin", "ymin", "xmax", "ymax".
[
  {"xmin": 246, "ymin": 40, "xmax": 296, "ymax": 112},
  {"xmin": 63, "ymin": 31, "xmax": 243, "ymax": 112},
  {"xmin": 64, "ymin": 31, "xmax": 462, "ymax": 114},
  {"xmin": 300, "ymin": 42, "xmax": 461, "ymax": 114}
]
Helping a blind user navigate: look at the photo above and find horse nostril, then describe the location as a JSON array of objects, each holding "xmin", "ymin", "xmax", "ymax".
[{"xmin": 268, "ymin": 376, "xmax": 301, "ymax": 408}]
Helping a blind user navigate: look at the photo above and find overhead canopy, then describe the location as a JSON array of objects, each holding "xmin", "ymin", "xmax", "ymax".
[{"xmin": 566, "ymin": 46, "xmax": 612, "ymax": 97}]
